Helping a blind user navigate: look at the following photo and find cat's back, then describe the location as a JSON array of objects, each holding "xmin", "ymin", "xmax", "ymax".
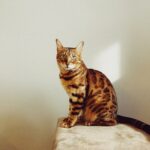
[
  {"xmin": 87, "ymin": 68, "xmax": 113, "ymax": 87},
  {"xmin": 86, "ymin": 68, "xmax": 116, "ymax": 98}
]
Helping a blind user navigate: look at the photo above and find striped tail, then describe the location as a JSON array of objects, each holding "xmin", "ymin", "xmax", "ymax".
[{"xmin": 117, "ymin": 115, "xmax": 150, "ymax": 134}]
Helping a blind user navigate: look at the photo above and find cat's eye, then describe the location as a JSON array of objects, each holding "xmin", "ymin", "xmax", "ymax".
[
  {"xmin": 60, "ymin": 54, "xmax": 66, "ymax": 60},
  {"xmin": 72, "ymin": 54, "xmax": 76, "ymax": 59}
]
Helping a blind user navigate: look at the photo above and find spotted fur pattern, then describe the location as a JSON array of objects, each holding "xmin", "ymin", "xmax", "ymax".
[
  {"xmin": 56, "ymin": 39, "xmax": 150, "ymax": 134},
  {"xmin": 56, "ymin": 39, "xmax": 117, "ymax": 128}
]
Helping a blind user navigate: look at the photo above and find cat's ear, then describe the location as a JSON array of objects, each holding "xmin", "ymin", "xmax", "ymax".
[
  {"xmin": 56, "ymin": 39, "xmax": 63, "ymax": 50},
  {"xmin": 76, "ymin": 41, "xmax": 84, "ymax": 54}
]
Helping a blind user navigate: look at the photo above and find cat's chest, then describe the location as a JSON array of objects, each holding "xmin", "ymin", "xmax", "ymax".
[{"xmin": 60, "ymin": 78, "xmax": 86, "ymax": 95}]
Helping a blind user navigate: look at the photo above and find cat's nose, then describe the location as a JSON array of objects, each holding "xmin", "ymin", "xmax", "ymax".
[
  {"xmin": 66, "ymin": 64, "xmax": 70, "ymax": 69},
  {"xmin": 66, "ymin": 61, "xmax": 70, "ymax": 67}
]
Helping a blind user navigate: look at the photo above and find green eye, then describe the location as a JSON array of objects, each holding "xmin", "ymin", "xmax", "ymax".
[
  {"xmin": 60, "ymin": 54, "xmax": 65, "ymax": 59},
  {"xmin": 72, "ymin": 54, "xmax": 76, "ymax": 59}
]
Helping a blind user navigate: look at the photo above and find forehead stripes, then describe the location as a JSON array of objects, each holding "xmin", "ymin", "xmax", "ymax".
[
  {"xmin": 64, "ymin": 47, "xmax": 76, "ymax": 54},
  {"xmin": 58, "ymin": 47, "xmax": 76, "ymax": 56},
  {"xmin": 64, "ymin": 47, "xmax": 75, "ymax": 50}
]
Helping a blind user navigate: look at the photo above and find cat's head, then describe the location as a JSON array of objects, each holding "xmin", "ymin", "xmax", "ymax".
[{"xmin": 56, "ymin": 39, "xmax": 84, "ymax": 72}]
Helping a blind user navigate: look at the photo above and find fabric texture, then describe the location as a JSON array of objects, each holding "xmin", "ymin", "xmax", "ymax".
[{"xmin": 53, "ymin": 118, "xmax": 150, "ymax": 150}]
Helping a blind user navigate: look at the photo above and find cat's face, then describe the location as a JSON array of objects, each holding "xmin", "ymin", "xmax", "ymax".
[{"xmin": 56, "ymin": 39, "xmax": 84, "ymax": 72}]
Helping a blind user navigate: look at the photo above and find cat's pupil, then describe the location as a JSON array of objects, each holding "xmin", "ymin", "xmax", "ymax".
[
  {"xmin": 60, "ymin": 54, "xmax": 66, "ymax": 60},
  {"xmin": 71, "ymin": 54, "xmax": 76, "ymax": 59}
]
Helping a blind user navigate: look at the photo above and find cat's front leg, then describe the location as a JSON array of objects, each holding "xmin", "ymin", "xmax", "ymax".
[
  {"xmin": 60, "ymin": 115, "xmax": 78, "ymax": 128},
  {"xmin": 60, "ymin": 97, "xmax": 84, "ymax": 128}
]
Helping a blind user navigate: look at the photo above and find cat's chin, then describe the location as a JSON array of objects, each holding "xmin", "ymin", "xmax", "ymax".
[
  {"xmin": 65, "ymin": 67, "xmax": 72, "ymax": 70},
  {"xmin": 65, "ymin": 68, "xmax": 75, "ymax": 71},
  {"xmin": 65, "ymin": 67, "xmax": 77, "ymax": 72}
]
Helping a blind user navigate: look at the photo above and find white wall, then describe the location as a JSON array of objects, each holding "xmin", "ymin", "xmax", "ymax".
[{"xmin": 0, "ymin": 0, "xmax": 150, "ymax": 149}]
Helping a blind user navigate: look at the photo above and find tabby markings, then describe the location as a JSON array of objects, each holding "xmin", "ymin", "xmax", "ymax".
[
  {"xmin": 72, "ymin": 106, "xmax": 83, "ymax": 111},
  {"xmin": 68, "ymin": 84, "xmax": 85, "ymax": 89},
  {"xmin": 71, "ymin": 112, "xmax": 80, "ymax": 116},
  {"xmin": 72, "ymin": 93, "xmax": 84, "ymax": 99},
  {"xmin": 69, "ymin": 98, "xmax": 83, "ymax": 105},
  {"xmin": 60, "ymin": 71, "xmax": 80, "ymax": 80},
  {"xmin": 99, "ymin": 77, "xmax": 105, "ymax": 88},
  {"xmin": 103, "ymin": 87, "xmax": 110, "ymax": 93}
]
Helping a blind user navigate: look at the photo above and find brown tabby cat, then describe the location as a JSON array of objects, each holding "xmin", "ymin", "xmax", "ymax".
[{"xmin": 56, "ymin": 39, "xmax": 150, "ymax": 134}]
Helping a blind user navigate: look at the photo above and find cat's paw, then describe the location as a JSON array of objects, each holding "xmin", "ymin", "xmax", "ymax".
[
  {"xmin": 85, "ymin": 121, "xmax": 95, "ymax": 126},
  {"xmin": 59, "ymin": 117, "xmax": 74, "ymax": 128}
]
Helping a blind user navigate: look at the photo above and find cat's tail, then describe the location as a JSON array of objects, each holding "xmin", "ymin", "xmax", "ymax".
[{"xmin": 117, "ymin": 115, "xmax": 150, "ymax": 134}]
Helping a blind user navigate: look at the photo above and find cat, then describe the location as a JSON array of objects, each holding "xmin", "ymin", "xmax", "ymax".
[{"xmin": 56, "ymin": 39, "xmax": 150, "ymax": 134}]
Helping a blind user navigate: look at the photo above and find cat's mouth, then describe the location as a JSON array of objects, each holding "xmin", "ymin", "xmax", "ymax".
[
  {"xmin": 65, "ymin": 64, "xmax": 76, "ymax": 71},
  {"xmin": 65, "ymin": 68, "xmax": 71, "ymax": 71},
  {"xmin": 65, "ymin": 67, "xmax": 75, "ymax": 71}
]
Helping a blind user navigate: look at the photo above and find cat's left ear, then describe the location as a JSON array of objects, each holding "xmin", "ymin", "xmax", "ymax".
[{"xmin": 76, "ymin": 41, "xmax": 84, "ymax": 54}]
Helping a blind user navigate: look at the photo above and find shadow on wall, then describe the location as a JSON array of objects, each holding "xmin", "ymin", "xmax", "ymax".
[
  {"xmin": 90, "ymin": 39, "xmax": 150, "ymax": 124},
  {"xmin": 0, "ymin": 88, "xmax": 55, "ymax": 150}
]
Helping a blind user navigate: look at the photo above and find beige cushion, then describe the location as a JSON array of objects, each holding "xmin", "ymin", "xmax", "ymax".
[{"xmin": 53, "ymin": 118, "xmax": 150, "ymax": 150}]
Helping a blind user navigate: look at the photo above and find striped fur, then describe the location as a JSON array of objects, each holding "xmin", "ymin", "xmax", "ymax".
[{"xmin": 56, "ymin": 39, "xmax": 150, "ymax": 134}]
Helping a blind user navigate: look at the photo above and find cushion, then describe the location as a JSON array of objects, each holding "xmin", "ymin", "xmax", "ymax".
[{"xmin": 53, "ymin": 118, "xmax": 150, "ymax": 150}]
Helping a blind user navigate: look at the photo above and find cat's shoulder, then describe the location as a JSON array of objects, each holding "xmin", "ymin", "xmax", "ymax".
[{"xmin": 87, "ymin": 68, "xmax": 106, "ymax": 78}]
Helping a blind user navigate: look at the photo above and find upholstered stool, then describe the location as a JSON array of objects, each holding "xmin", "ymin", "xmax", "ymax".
[{"xmin": 52, "ymin": 118, "xmax": 150, "ymax": 150}]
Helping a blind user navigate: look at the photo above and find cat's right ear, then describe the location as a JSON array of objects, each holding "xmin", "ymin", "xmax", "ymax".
[{"xmin": 56, "ymin": 39, "xmax": 63, "ymax": 50}]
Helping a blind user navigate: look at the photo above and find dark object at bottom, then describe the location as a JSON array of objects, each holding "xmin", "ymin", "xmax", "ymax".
[{"xmin": 117, "ymin": 115, "xmax": 150, "ymax": 134}]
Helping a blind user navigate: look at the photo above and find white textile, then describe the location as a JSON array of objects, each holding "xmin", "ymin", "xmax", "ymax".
[{"xmin": 53, "ymin": 119, "xmax": 150, "ymax": 150}]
